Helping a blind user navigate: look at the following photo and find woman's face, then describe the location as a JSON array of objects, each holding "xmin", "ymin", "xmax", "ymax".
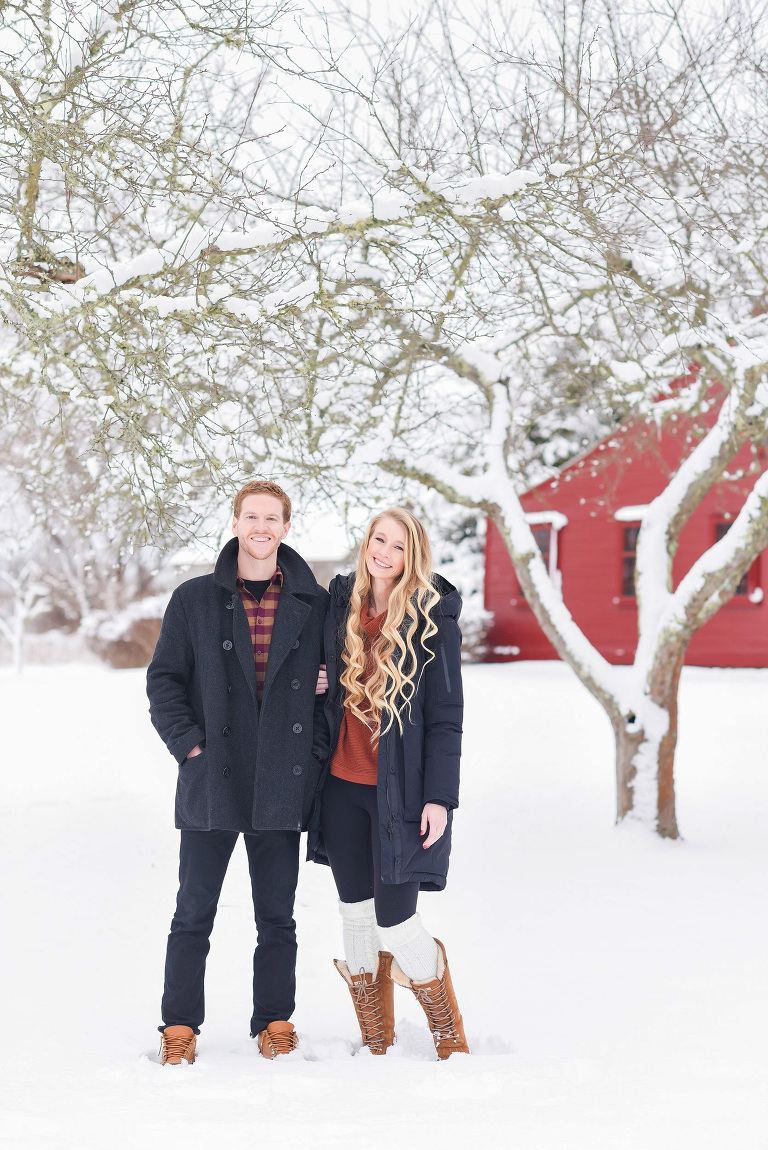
[{"xmin": 365, "ymin": 515, "xmax": 408, "ymax": 585}]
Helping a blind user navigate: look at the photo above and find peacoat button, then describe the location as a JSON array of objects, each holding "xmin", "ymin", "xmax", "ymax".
[
  {"xmin": 291, "ymin": 679, "xmax": 300, "ymax": 690},
  {"xmin": 222, "ymin": 640, "xmax": 233, "ymax": 651},
  {"xmin": 292, "ymin": 723, "xmax": 302, "ymax": 734},
  {"xmin": 389, "ymin": 765, "xmax": 395, "ymax": 774},
  {"xmin": 292, "ymin": 640, "xmax": 299, "ymax": 649},
  {"xmin": 222, "ymin": 726, "xmax": 231, "ymax": 736},
  {"xmin": 222, "ymin": 766, "xmax": 231, "ymax": 777},
  {"xmin": 225, "ymin": 600, "xmax": 234, "ymax": 610},
  {"xmin": 292, "ymin": 764, "xmax": 302, "ymax": 776}
]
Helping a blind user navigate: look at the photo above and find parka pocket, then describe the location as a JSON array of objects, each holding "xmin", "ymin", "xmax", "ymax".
[
  {"xmin": 402, "ymin": 758, "xmax": 424, "ymax": 822},
  {"xmin": 439, "ymin": 642, "xmax": 451, "ymax": 692},
  {"xmin": 399, "ymin": 724, "xmax": 425, "ymax": 821}
]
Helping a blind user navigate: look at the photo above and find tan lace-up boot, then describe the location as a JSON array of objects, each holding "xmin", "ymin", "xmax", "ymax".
[
  {"xmin": 334, "ymin": 951, "xmax": 395, "ymax": 1055},
  {"xmin": 391, "ymin": 939, "xmax": 469, "ymax": 1060},
  {"xmin": 257, "ymin": 1020, "xmax": 299, "ymax": 1058},
  {"xmin": 160, "ymin": 1025, "xmax": 197, "ymax": 1065}
]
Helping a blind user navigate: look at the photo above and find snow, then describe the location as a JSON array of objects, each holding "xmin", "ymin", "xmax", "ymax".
[
  {"xmin": 338, "ymin": 198, "xmax": 374, "ymax": 225},
  {"xmin": 614, "ymin": 505, "xmax": 649, "ymax": 522},
  {"xmin": 2, "ymin": 662, "xmax": 767, "ymax": 1149},
  {"xmin": 454, "ymin": 170, "xmax": 543, "ymax": 202},
  {"xmin": 526, "ymin": 511, "xmax": 568, "ymax": 530},
  {"xmin": 216, "ymin": 223, "xmax": 285, "ymax": 251},
  {"xmin": 261, "ymin": 278, "xmax": 318, "ymax": 313},
  {"xmin": 372, "ymin": 191, "xmax": 414, "ymax": 220},
  {"xmin": 80, "ymin": 594, "xmax": 170, "ymax": 643},
  {"xmin": 142, "ymin": 296, "xmax": 201, "ymax": 316},
  {"xmin": 610, "ymin": 359, "xmax": 646, "ymax": 385}
]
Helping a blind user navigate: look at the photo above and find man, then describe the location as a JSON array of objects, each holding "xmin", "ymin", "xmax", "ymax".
[{"xmin": 147, "ymin": 480, "xmax": 329, "ymax": 1065}]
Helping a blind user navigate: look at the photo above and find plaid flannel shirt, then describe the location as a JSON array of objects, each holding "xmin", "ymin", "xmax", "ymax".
[{"xmin": 236, "ymin": 566, "xmax": 283, "ymax": 702}]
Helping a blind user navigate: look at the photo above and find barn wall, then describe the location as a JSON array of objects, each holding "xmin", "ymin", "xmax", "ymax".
[{"xmin": 485, "ymin": 420, "xmax": 768, "ymax": 667}]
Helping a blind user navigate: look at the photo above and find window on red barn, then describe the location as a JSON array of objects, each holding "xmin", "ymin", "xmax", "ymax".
[
  {"xmin": 715, "ymin": 521, "xmax": 757, "ymax": 598},
  {"xmin": 532, "ymin": 526, "xmax": 551, "ymax": 568},
  {"xmin": 621, "ymin": 525, "xmax": 640, "ymax": 597},
  {"xmin": 517, "ymin": 523, "xmax": 562, "ymax": 601}
]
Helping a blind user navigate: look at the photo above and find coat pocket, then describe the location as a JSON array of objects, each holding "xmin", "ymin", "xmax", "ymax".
[
  {"xmin": 176, "ymin": 752, "xmax": 211, "ymax": 828},
  {"xmin": 400, "ymin": 729, "xmax": 424, "ymax": 822}
]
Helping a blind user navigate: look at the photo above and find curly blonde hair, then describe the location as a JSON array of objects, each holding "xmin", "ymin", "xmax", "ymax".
[{"xmin": 340, "ymin": 508, "xmax": 441, "ymax": 737}]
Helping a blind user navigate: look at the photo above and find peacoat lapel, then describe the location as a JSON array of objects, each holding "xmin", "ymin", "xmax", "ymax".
[
  {"xmin": 232, "ymin": 594, "xmax": 258, "ymax": 702},
  {"xmin": 262, "ymin": 591, "xmax": 311, "ymax": 703},
  {"xmin": 214, "ymin": 538, "xmax": 258, "ymax": 702}
]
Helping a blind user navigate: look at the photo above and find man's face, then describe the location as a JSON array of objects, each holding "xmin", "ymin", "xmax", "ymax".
[{"xmin": 232, "ymin": 494, "xmax": 290, "ymax": 562}]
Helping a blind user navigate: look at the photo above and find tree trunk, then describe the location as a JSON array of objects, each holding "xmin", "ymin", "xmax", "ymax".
[
  {"xmin": 649, "ymin": 646, "xmax": 684, "ymax": 840},
  {"xmin": 613, "ymin": 720, "xmax": 644, "ymax": 822},
  {"xmin": 611, "ymin": 647, "xmax": 684, "ymax": 838}
]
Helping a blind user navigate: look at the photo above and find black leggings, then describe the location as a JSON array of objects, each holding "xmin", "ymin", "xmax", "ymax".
[{"xmin": 320, "ymin": 773, "xmax": 420, "ymax": 928}]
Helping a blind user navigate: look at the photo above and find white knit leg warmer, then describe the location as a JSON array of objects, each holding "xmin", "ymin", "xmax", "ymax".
[
  {"xmin": 339, "ymin": 898, "xmax": 380, "ymax": 976},
  {"xmin": 378, "ymin": 912, "xmax": 439, "ymax": 982}
]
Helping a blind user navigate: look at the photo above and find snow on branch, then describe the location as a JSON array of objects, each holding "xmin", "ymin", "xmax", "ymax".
[
  {"xmin": 382, "ymin": 382, "xmax": 618, "ymax": 708},
  {"xmin": 662, "ymin": 467, "xmax": 768, "ymax": 637}
]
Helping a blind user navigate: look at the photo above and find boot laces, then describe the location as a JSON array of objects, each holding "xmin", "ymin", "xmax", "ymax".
[
  {"xmin": 161, "ymin": 1031, "xmax": 195, "ymax": 1062},
  {"xmin": 414, "ymin": 980, "xmax": 459, "ymax": 1043},
  {"xmin": 264, "ymin": 1028, "xmax": 298, "ymax": 1056},
  {"xmin": 351, "ymin": 969, "xmax": 387, "ymax": 1049}
]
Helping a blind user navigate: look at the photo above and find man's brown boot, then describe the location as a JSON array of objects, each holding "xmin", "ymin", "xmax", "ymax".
[
  {"xmin": 160, "ymin": 1025, "xmax": 197, "ymax": 1065},
  {"xmin": 334, "ymin": 950, "xmax": 395, "ymax": 1055},
  {"xmin": 257, "ymin": 1020, "xmax": 298, "ymax": 1058},
  {"xmin": 391, "ymin": 939, "xmax": 469, "ymax": 1060}
]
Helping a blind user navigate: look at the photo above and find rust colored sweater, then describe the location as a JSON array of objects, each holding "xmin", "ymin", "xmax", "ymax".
[{"xmin": 330, "ymin": 602, "xmax": 385, "ymax": 786}]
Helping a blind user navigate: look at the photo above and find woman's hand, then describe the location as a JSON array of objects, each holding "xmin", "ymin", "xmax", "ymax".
[
  {"xmin": 315, "ymin": 664, "xmax": 328, "ymax": 695},
  {"xmin": 420, "ymin": 802, "xmax": 448, "ymax": 849}
]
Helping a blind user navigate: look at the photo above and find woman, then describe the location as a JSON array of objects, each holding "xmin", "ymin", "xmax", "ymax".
[{"xmin": 307, "ymin": 507, "xmax": 468, "ymax": 1060}]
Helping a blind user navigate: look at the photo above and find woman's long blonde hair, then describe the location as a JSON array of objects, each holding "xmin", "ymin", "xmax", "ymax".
[{"xmin": 340, "ymin": 507, "xmax": 441, "ymax": 737}]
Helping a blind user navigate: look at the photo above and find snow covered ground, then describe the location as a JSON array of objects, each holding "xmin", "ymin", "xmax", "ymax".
[{"xmin": 1, "ymin": 661, "xmax": 766, "ymax": 1149}]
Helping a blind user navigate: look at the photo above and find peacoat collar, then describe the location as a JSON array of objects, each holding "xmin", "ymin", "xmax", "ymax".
[
  {"xmin": 214, "ymin": 536, "xmax": 325, "ymax": 705},
  {"xmin": 214, "ymin": 536, "xmax": 324, "ymax": 600}
]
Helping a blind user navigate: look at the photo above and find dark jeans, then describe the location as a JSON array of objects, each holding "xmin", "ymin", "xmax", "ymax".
[
  {"xmin": 161, "ymin": 828, "xmax": 300, "ymax": 1036},
  {"xmin": 320, "ymin": 773, "xmax": 420, "ymax": 928}
]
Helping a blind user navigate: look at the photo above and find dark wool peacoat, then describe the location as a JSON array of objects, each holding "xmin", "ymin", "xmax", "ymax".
[
  {"xmin": 147, "ymin": 537, "xmax": 329, "ymax": 833},
  {"xmin": 307, "ymin": 573, "xmax": 463, "ymax": 891}
]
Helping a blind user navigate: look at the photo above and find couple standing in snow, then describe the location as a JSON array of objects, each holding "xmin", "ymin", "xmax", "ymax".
[{"xmin": 146, "ymin": 480, "xmax": 468, "ymax": 1065}]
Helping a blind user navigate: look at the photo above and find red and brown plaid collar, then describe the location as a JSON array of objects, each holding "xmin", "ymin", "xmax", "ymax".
[
  {"xmin": 236, "ymin": 566, "xmax": 283, "ymax": 596},
  {"xmin": 236, "ymin": 567, "xmax": 283, "ymax": 701}
]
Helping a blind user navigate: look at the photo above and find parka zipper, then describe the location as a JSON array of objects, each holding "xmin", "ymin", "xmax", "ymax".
[
  {"xmin": 440, "ymin": 641, "xmax": 451, "ymax": 693},
  {"xmin": 384, "ymin": 731, "xmax": 394, "ymax": 839}
]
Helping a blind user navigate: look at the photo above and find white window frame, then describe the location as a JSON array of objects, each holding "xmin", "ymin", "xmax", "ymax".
[{"xmin": 525, "ymin": 512, "xmax": 568, "ymax": 594}]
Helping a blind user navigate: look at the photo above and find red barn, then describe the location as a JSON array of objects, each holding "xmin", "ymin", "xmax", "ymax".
[{"xmin": 484, "ymin": 411, "xmax": 767, "ymax": 667}]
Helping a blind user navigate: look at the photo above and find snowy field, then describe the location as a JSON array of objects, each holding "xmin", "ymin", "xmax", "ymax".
[{"xmin": 1, "ymin": 661, "xmax": 766, "ymax": 1150}]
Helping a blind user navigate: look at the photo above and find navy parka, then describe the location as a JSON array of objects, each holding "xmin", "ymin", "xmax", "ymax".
[
  {"xmin": 307, "ymin": 573, "xmax": 463, "ymax": 891},
  {"xmin": 147, "ymin": 537, "xmax": 329, "ymax": 833}
]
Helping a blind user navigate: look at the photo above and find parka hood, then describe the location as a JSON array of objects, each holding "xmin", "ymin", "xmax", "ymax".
[{"xmin": 329, "ymin": 570, "xmax": 462, "ymax": 621}]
